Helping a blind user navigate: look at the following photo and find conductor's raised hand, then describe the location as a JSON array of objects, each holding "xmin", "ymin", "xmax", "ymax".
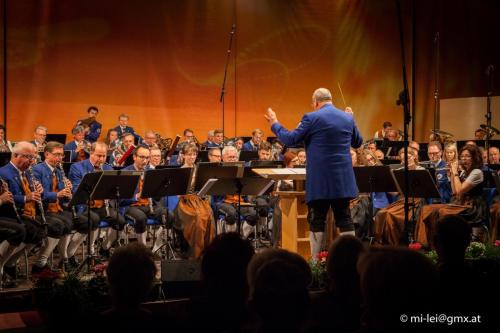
[{"xmin": 265, "ymin": 107, "xmax": 278, "ymax": 126}]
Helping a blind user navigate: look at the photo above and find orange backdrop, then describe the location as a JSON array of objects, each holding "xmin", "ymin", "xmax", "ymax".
[{"xmin": 0, "ymin": 0, "xmax": 498, "ymax": 143}]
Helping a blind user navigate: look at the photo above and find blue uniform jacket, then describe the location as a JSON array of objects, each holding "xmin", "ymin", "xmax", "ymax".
[
  {"xmin": 0, "ymin": 163, "xmax": 36, "ymax": 209},
  {"xmin": 435, "ymin": 159, "xmax": 452, "ymax": 203},
  {"xmin": 86, "ymin": 121, "xmax": 102, "ymax": 143},
  {"xmin": 242, "ymin": 141, "xmax": 257, "ymax": 151},
  {"xmin": 32, "ymin": 162, "xmax": 66, "ymax": 206},
  {"xmin": 271, "ymin": 104, "xmax": 363, "ymax": 203},
  {"xmin": 114, "ymin": 125, "xmax": 142, "ymax": 142},
  {"xmin": 64, "ymin": 140, "xmax": 86, "ymax": 162}
]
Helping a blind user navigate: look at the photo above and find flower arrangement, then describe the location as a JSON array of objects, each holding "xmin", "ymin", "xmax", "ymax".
[
  {"xmin": 422, "ymin": 240, "xmax": 500, "ymax": 264},
  {"xmin": 309, "ymin": 251, "xmax": 329, "ymax": 290}
]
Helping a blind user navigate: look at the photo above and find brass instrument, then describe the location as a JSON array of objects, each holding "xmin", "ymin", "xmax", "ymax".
[
  {"xmin": 0, "ymin": 177, "xmax": 22, "ymax": 223},
  {"xmin": 26, "ymin": 167, "xmax": 47, "ymax": 226},
  {"xmin": 76, "ymin": 117, "xmax": 96, "ymax": 131}
]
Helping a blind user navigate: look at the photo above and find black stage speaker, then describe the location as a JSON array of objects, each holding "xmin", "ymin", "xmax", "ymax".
[{"xmin": 161, "ymin": 260, "xmax": 202, "ymax": 298}]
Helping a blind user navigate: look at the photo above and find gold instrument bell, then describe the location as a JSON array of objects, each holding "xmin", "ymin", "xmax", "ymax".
[
  {"xmin": 480, "ymin": 124, "xmax": 500, "ymax": 138},
  {"xmin": 430, "ymin": 129, "xmax": 454, "ymax": 144}
]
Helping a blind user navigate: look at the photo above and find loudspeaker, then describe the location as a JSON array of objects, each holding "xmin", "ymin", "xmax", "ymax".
[{"xmin": 161, "ymin": 259, "xmax": 201, "ymax": 282}]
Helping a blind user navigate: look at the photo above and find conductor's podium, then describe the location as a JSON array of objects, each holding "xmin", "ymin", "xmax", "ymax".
[{"xmin": 252, "ymin": 168, "xmax": 311, "ymax": 258}]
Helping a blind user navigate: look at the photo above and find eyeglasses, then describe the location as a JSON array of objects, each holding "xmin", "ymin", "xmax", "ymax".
[
  {"xmin": 136, "ymin": 155, "xmax": 150, "ymax": 159},
  {"xmin": 49, "ymin": 152, "xmax": 64, "ymax": 157},
  {"xmin": 17, "ymin": 154, "xmax": 37, "ymax": 160},
  {"xmin": 428, "ymin": 152, "xmax": 441, "ymax": 155}
]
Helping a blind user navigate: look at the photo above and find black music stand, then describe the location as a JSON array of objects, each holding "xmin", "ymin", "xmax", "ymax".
[
  {"xmin": 194, "ymin": 162, "xmax": 242, "ymax": 191},
  {"xmin": 239, "ymin": 150, "xmax": 259, "ymax": 162},
  {"xmin": 381, "ymin": 140, "xmax": 404, "ymax": 158},
  {"xmin": 197, "ymin": 150, "xmax": 209, "ymax": 162},
  {"xmin": 391, "ymin": 169, "xmax": 440, "ymax": 198},
  {"xmin": 0, "ymin": 152, "xmax": 11, "ymax": 167},
  {"xmin": 141, "ymin": 168, "xmax": 193, "ymax": 258},
  {"xmin": 69, "ymin": 171, "xmax": 102, "ymax": 274},
  {"xmin": 353, "ymin": 166, "xmax": 399, "ymax": 193},
  {"xmin": 46, "ymin": 134, "xmax": 67, "ymax": 144},
  {"xmin": 199, "ymin": 176, "xmax": 275, "ymax": 236}
]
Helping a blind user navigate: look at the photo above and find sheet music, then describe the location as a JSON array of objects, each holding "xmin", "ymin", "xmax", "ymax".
[{"xmin": 197, "ymin": 178, "xmax": 218, "ymax": 197}]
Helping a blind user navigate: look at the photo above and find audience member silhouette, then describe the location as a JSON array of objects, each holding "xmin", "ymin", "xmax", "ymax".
[
  {"xmin": 97, "ymin": 243, "xmax": 162, "ymax": 332},
  {"xmin": 433, "ymin": 215, "xmax": 489, "ymax": 323},
  {"xmin": 357, "ymin": 247, "xmax": 439, "ymax": 331},
  {"xmin": 247, "ymin": 248, "xmax": 312, "ymax": 333},
  {"xmin": 187, "ymin": 232, "xmax": 255, "ymax": 332},
  {"xmin": 307, "ymin": 235, "xmax": 365, "ymax": 333}
]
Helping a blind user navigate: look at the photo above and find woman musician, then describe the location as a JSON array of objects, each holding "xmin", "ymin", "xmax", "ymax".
[
  {"xmin": 415, "ymin": 144, "xmax": 488, "ymax": 246},
  {"xmin": 0, "ymin": 125, "xmax": 14, "ymax": 153},
  {"xmin": 172, "ymin": 143, "xmax": 215, "ymax": 258}
]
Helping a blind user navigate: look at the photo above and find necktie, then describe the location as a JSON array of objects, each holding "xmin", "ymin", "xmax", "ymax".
[
  {"xmin": 48, "ymin": 170, "xmax": 62, "ymax": 213},
  {"xmin": 20, "ymin": 172, "xmax": 36, "ymax": 218}
]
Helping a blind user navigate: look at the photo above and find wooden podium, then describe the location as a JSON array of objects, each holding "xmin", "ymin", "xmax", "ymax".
[{"xmin": 252, "ymin": 168, "xmax": 311, "ymax": 258}]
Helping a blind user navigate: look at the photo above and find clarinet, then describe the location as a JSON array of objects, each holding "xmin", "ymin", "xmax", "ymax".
[
  {"xmin": 0, "ymin": 178, "xmax": 23, "ymax": 223},
  {"xmin": 26, "ymin": 167, "xmax": 47, "ymax": 226},
  {"xmin": 57, "ymin": 162, "xmax": 78, "ymax": 220}
]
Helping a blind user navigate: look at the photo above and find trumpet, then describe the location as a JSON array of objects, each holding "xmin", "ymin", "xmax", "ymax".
[
  {"xmin": 26, "ymin": 167, "xmax": 47, "ymax": 226},
  {"xmin": 0, "ymin": 178, "xmax": 22, "ymax": 223}
]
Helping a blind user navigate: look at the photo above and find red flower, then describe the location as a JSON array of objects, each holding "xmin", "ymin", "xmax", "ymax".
[
  {"xmin": 316, "ymin": 251, "xmax": 328, "ymax": 262},
  {"xmin": 494, "ymin": 240, "xmax": 500, "ymax": 247},
  {"xmin": 409, "ymin": 242, "xmax": 422, "ymax": 251}
]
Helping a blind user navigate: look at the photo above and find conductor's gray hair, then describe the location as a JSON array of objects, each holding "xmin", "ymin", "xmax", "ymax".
[{"xmin": 312, "ymin": 88, "xmax": 333, "ymax": 103}]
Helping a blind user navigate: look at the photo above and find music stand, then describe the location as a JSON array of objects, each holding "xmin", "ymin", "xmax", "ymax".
[
  {"xmin": 194, "ymin": 162, "xmax": 242, "ymax": 191},
  {"xmin": 239, "ymin": 150, "xmax": 259, "ymax": 162},
  {"xmin": 63, "ymin": 150, "xmax": 72, "ymax": 163},
  {"xmin": 200, "ymin": 175, "xmax": 275, "ymax": 236},
  {"xmin": 0, "ymin": 152, "xmax": 11, "ymax": 167},
  {"xmin": 141, "ymin": 168, "xmax": 193, "ymax": 258},
  {"xmin": 69, "ymin": 171, "xmax": 102, "ymax": 274},
  {"xmin": 353, "ymin": 166, "xmax": 399, "ymax": 193},
  {"xmin": 46, "ymin": 134, "xmax": 67, "ymax": 144},
  {"xmin": 381, "ymin": 140, "xmax": 404, "ymax": 157},
  {"xmin": 391, "ymin": 169, "xmax": 440, "ymax": 198},
  {"xmin": 197, "ymin": 150, "xmax": 209, "ymax": 162}
]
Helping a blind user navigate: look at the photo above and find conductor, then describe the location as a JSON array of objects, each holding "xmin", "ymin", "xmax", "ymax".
[{"xmin": 265, "ymin": 88, "xmax": 363, "ymax": 258}]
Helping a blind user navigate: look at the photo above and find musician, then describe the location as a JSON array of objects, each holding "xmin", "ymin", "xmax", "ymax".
[
  {"xmin": 374, "ymin": 149, "xmax": 384, "ymax": 161},
  {"xmin": 31, "ymin": 125, "xmax": 47, "ymax": 152},
  {"xmin": 234, "ymin": 137, "xmax": 244, "ymax": 152},
  {"xmin": 0, "ymin": 124, "xmax": 14, "ymax": 152},
  {"xmin": 444, "ymin": 143, "xmax": 459, "ymax": 172},
  {"xmin": 215, "ymin": 145, "xmax": 258, "ymax": 238},
  {"xmin": 0, "ymin": 181, "xmax": 26, "ymax": 287},
  {"xmin": 242, "ymin": 129, "xmax": 264, "ymax": 151},
  {"xmin": 266, "ymin": 87, "xmax": 363, "ymax": 258},
  {"xmin": 415, "ymin": 145, "xmax": 488, "ymax": 246},
  {"xmin": 271, "ymin": 139, "xmax": 285, "ymax": 161},
  {"xmin": 113, "ymin": 113, "xmax": 141, "ymax": 143},
  {"xmin": 297, "ymin": 149, "xmax": 306, "ymax": 165},
  {"xmin": 142, "ymin": 130, "xmax": 158, "ymax": 149},
  {"xmin": 105, "ymin": 128, "xmax": 119, "ymax": 149},
  {"xmin": 475, "ymin": 128, "xmax": 486, "ymax": 140},
  {"xmin": 0, "ymin": 142, "xmax": 46, "ymax": 274},
  {"xmin": 372, "ymin": 147, "xmax": 424, "ymax": 246},
  {"xmin": 366, "ymin": 140, "xmax": 377, "ymax": 152},
  {"xmin": 68, "ymin": 142, "xmax": 125, "ymax": 258},
  {"xmin": 148, "ymin": 147, "xmax": 162, "ymax": 169},
  {"xmin": 32, "ymin": 141, "xmax": 80, "ymax": 269},
  {"xmin": 427, "ymin": 141, "xmax": 452, "ymax": 203},
  {"xmin": 64, "ymin": 125, "xmax": 90, "ymax": 162},
  {"xmin": 488, "ymin": 146, "xmax": 499, "ymax": 164},
  {"xmin": 385, "ymin": 129, "xmax": 399, "ymax": 141},
  {"xmin": 374, "ymin": 121, "xmax": 392, "ymax": 140},
  {"xmin": 76, "ymin": 106, "xmax": 102, "ymax": 143},
  {"xmin": 122, "ymin": 146, "xmax": 167, "ymax": 246},
  {"xmin": 210, "ymin": 129, "xmax": 224, "ymax": 149},
  {"xmin": 207, "ymin": 148, "xmax": 222, "ymax": 163},
  {"xmin": 257, "ymin": 141, "xmax": 273, "ymax": 161},
  {"xmin": 112, "ymin": 133, "xmax": 135, "ymax": 166},
  {"xmin": 180, "ymin": 128, "xmax": 195, "ymax": 146},
  {"xmin": 202, "ymin": 130, "xmax": 215, "ymax": 148}
]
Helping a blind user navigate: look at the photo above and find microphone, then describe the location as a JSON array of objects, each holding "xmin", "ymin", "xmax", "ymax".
[{"xmin": 486, "ymin": 64, "xmax": 494, "ymax": 76}]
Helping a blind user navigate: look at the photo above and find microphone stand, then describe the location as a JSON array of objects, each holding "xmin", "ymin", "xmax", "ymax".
[
  {"xmin": 433, "ymin": 32, "xmax": 440, "ymax": 133},
  {"xmin": 395, "ymin": 0, "xmax": 413, "ymax": 244},
  {"xmin": 485, "ymin": 65, "xmax": 494, "ymax": 163},
  {"xmin": 219, "ymin": 23, "xmax": 236, "ymax": 136}
]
